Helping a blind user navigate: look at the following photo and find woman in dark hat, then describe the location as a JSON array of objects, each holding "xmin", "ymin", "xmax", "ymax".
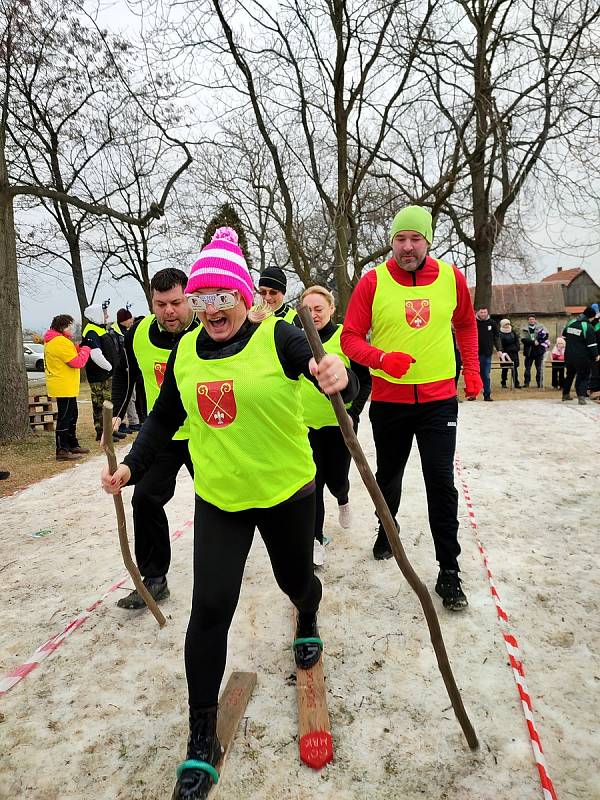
[{"xmin": 258, "ymin": 265, "xmax": 299, "ymax": 324}]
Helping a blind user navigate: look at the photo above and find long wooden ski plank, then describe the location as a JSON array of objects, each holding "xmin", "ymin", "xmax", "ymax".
[
  {"xmin": 208, "ymin": 670, "xmax": 256, "ymax": 798},
  {"xmin": 295, "ymin": 622, "xmax": 333, "ymax": 770}
]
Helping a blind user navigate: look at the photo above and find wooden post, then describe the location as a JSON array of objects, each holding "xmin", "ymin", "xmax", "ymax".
[{"xmin": 298, "ymin": 307, "xmax": 478, "ymax": 751}]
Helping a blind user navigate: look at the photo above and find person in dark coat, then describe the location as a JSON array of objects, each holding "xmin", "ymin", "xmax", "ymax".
[
  {"xmin": 521, "ymin": 314, "xmax": 548, "ymax": 388},
  {"xmin": 498, "ymin": 318, "xmax": 521, "ymax": 388},
  {"xmin": 475, "ymin": 307, "xmax": 501, "ymax": 401},
  {"xmin": 561, "ymin": 306, "xmax": 599, "ymax": 404}
]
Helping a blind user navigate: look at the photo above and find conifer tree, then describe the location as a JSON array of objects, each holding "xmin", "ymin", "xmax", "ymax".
[{"xmin": 202, "ymin": 203, "xmax": 252, "ymax": 267}]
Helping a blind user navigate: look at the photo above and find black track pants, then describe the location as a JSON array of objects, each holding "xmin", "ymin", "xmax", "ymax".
[
  {"xmin": 131, "ymin": 438, "xmax": 193, "ymax": 579},
  {"xmin": 369, "ymin": 398, "xmax": 461, "ymax": 571},
  {"xmin": 55, "ymin": 396, "xmax": 79, "ymax": 452},
  {"xmin": 186, "ymin": 491, "xmax": 321, "ymax": 707},
  {"xmin": 562, "ymin": 362, "xmax": 591, "ymax": 397},
  {"xmin": 307, "ymin": 424, "xmax": 353, "ymax": 542}
]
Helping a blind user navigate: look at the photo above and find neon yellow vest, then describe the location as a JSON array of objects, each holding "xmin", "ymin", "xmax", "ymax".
[
  {"xmin": 174, "ymin": 317, "xmax": 315, "ymax": 511},
  {"xmin": 370, "ymin": 260, "xmax": 457, "ymax": 384},
  {"xmin": 133, "ymin": 315, "xmax": 189, "ymax": 440},
  {"xmin": 278, "ymin": 305, "xmax": 297, "ymax": 323},
  {"xmin": 82, "ymin": 323, "xmax": 106, "ymax": 338},
  {"xmin": 300, "ymin": 325, "xmax": 351, "ymax": 429},
  {"xmin": 112, "ymin": 322, "xmax": 122, "ymax": 336}
]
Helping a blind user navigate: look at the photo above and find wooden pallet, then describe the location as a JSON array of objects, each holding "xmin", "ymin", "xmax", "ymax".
[{"xmin": 28, "ymin": 395, "xmax": 57, "ymax": 432}]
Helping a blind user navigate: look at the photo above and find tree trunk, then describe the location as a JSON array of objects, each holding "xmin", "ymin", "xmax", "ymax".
[
  {"xmin": 0, "ymin": 182, "xmax": 32, "ymax": 442},
  {"xmin": 473, "ymin": 246, "xmax": 493, "ymax": 310},
  {"xmin": 68, "ymin": 239, "xmax": 89, "ymax": 317}
]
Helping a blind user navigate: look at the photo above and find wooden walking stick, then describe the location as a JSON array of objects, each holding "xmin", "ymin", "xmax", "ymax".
[
  {"xmin": 298, "ymin": 307, "xmax": 478, "ymax": 750},
  {"xmin": 102, "ymin": 401, "xmax": 166, "ymax": 628}
]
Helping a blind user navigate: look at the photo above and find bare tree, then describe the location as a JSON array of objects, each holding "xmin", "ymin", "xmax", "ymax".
[
  {"xmin": 162, "ymin": 0, "xmax": 459, "ymax": 311},
  {"xmin": 0, "ymin": 0, "xmax": 191, "ymax": 442},
  {"xmin": 412, "ymin": 0, "xmax": 600, "ymax": 307}
]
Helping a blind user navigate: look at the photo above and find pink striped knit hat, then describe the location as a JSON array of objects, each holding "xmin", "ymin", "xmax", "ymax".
[{"xmin": 186, "ymin": 227, "xmax": 254, "ymax": 308}]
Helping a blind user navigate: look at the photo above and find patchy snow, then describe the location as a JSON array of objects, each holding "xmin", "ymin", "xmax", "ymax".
[{"xmin": 1, "ymin": 398, "xmax": 598, "ymax": 799}]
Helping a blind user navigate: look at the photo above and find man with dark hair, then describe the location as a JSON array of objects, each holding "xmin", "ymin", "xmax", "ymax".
[
  {"xmin": 258, "ymin": 265, "xmax": 300, "ymax": 324},
  {"xmin": 475, "ymin": 307, "xmax": 501, "ymax": 401},
  {"xmin": 521, "ymin": 313, "xmax": 548, "ymax": 388},
  {"xmin": 111, "ymin": 267, "xmax": 200, "ymax": 610}
]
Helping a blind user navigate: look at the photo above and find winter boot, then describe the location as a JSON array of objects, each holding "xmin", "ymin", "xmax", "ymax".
[
  {"xmin": 173, "ymin": 705, "xmax": 222, "ymax": 800},
  {"xmin": 293, "ymin": 612, "xmax": 322, "ymax": 669},
  {"xmin": 373, "ymin": 521, "xmax": 397, "ymax": 561},
  {"xmin": 56, "ymin": 449, "xmax": 82, "ymax": 461},
  {"xmin": 435, "ymin": 569, "xmax": 468, "ymax": 611},
  {"xmin": 117, "ymin": 576, "xmax": 169, "ymax": 609},
  {"xmin": 577, "ymin": 396, "xmax": 587, "ymax": 405}
]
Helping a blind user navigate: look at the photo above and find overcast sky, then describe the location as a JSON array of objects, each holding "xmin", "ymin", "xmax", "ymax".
[{"xmin": 16, "ymin": 1, "xmax": 600, "ymax": 333}]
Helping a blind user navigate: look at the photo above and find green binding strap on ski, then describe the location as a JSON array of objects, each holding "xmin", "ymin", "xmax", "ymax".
[
  {"xmin": 176, "ymin": 760, "xmax": 219, "ymax": 784},
  {"xmin": 293, "ymin": 637, "xmax": 323, "ymax": 650}
]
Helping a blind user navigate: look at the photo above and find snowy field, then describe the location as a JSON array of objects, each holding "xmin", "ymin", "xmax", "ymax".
[{"xmin": 1, "ymin": 398, "xmax": 598, "ymax": 800}]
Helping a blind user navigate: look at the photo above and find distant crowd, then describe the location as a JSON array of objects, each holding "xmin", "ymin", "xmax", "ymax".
[{"xmin": 471, "ymin": 305, "xmax": 600, "ymax": 404}]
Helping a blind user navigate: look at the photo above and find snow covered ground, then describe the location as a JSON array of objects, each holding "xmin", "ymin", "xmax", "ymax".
[{"xmin": 1, "ymin": 398, "xmax": 598, "ymax": 800}]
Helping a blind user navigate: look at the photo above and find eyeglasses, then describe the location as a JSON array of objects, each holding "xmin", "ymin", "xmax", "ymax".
[
  {"xmin": 258, "ymin": 287, "xmax": 282, "ymax": 298},
  {"xmin": 187, "ymin": 290, "xmax": 239, "ymax": 312}
]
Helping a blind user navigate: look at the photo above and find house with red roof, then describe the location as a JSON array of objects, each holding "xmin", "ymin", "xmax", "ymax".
[{"xmin": 540, "ymin": 267, "xmax": 600, "ymax": 314}]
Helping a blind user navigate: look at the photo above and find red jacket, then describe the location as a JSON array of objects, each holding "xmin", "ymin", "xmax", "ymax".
[{"xmin": 341, "ymin": 256, "xmax": 478, "ymax": 403}]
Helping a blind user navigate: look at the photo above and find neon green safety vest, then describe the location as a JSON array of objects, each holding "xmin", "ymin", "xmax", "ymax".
[
  {"xmin": 133, "ymin": 315, "xmax": 190, "ymax": 440},
  {"xmin": 174, "ymin": 316, "xmax": 315, "ymax": 511},
  {"xmin": 370, "ymin": 259, "xmax": 457, "ymax": 384},
  {"xmin": 300, "ymin": 325, "xmax": 351, "ymax": 429},
  {"xmin": 276, "ymin": 305, "xmax": 297, "ymax": 323},
  {"xmin": 82, "ymin": 322, "xmax": 107, "ymax": 338}
]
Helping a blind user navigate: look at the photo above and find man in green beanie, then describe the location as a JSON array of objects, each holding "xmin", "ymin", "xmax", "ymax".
[{"xmin": 341, "ymin": 205, "xmax": 482, "ymax": 611}]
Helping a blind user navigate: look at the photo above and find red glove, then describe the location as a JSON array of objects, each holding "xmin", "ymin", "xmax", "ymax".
[
  {"xmin": 380, "ymin": 351, "xmax": 416, "ymax": 380},
  {"xmin": 463, "ymin": 368, "xmax": 483, "ymax": 399},
  {"xmin": 67, "ymin": 345, "xmax": 91, "ymax": 369}
]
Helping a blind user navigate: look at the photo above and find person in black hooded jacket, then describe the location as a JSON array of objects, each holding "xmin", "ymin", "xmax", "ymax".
[{"xmin": 562, "ymin": 306, "xmax": 599, "ymax": 404}]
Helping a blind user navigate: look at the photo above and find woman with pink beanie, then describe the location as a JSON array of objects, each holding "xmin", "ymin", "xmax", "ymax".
[{"xmin": 102, "ymin": 227, "xmax": 358, "ymax": 800}]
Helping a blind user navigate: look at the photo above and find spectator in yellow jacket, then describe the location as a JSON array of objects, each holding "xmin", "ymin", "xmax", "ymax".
[{"xmin": 43, "ymin": 315, "xmax": 91, "ymax": 461}]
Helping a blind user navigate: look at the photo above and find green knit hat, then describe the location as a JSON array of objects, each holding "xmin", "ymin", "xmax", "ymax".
[{"xmin": 390, "ymin": 206, "xmax": 433, "ymax": 244}]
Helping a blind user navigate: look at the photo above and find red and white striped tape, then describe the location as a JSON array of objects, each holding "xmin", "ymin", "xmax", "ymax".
[
  {"xmin": 0, "ymin": 519, "xmax": 193, "ymax": 698},
  {"xmin": 455, "ymin": 455, "xmax": 558, "ymax": 800}
]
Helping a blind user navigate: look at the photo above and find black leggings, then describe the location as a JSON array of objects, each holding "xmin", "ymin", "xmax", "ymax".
[
  {"xmin": 308, "ymin": 425, "xmax": 353, "ymax": 542},
  {"xmin": 369, "ymin": 398, "xmax": 461, "ymax": 571},
  {"xmin": 186, "ymin": 491, "xmax": 321, "ymax": 708}
]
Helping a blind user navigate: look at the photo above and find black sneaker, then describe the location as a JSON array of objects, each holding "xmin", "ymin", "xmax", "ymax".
[
  {"xmin": 373, "ymin": 531, "xmax": 393, "ymax": 560},
  {"xmin": 435, "ymin": 570, "xmax": 468, "ymax": 611},
  {"xmin": 173, "ymin": 706, "xmax": 222, "ymax": 800},
  {"xmin": 117, "ymin": 577, "xmax": 169, "ymax": 609},
  {"xmin": 293, "ymin": 613, "xmax": 322, "ymax": 669}
]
